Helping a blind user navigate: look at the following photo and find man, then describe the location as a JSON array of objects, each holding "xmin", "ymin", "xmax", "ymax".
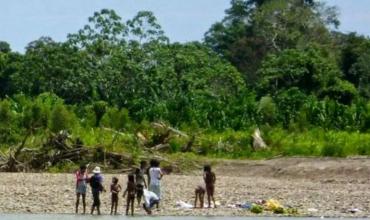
[{"xmin": 90, "ymin": 166, "xmax": 105, "ymax": 215}]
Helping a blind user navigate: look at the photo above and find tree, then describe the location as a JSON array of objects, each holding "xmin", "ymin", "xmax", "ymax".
[
  {"xmin": 336, "ymin": 32, "xmax": 370, "ymax": 95},
  {"xmin": 0, "ymin": 41, "xmax": 11, "ymax": 53},
  {"xmin": 11, "ymin": 37, "xmax": 94, "ymax": 103},
  {"xmin": 0, "ymin": 42, "xmax": 23, "ymax": 97},
  {"xmin": 205, "ymin": 0, "xmax": 339, "ymax": 87},
  {"xmin": 258, "ymin": 46, "xmax": 357, "ymax": 104},
  {"xmin": 126, "ymin": 11, "xmax": 169, "ymax": 44},
  {"xmin": 257, "ymin": 95, "xmax": 277, "ymax": 125},
  {"xmin": 115, "ymin": 42, "xmax": 246, "ymax": 128},
  {"xmin": 252, "ymin": 0, "xmax": 334, "ymax": 52},
  {"xmin": 67, "ymin": 9, "xmax": 127, "ymax": 49},
  {"xmin": 348, "ymin": 51, "xmax": 370, "ymax": 98},
  {"xmin": 49, "ymin": 104, "xmax": 73, "ymax": 132}
]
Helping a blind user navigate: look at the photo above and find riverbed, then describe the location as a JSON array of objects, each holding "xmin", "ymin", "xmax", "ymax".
[
  {"xmin": 1, "ymin": 158, "xmax": 370, "ymax": 217},
  {"xmin": 0, "ymin": 214, "xmax": 363, "ymax": 220}
]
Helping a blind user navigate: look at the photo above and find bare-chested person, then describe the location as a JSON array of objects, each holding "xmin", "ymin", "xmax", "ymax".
[
  {"xmin": 194, "ymin": 185, "xmax": 205, "ymax": 208},
  {"xmin": 110, "ymin": 177, "xmax": 121, "ymax": 215},
  {"xmin": 203, "ymin": 165, "xmax": 216, "ymax": 208},
  {"xmin": 123, "ymin": 174, "xmax": 136, "ymax": 216}
]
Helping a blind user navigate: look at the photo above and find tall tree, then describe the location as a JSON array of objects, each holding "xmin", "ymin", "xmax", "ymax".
[
  {"xmin": 126, "ymin": 11, "xmax": 169, "ymax": 44},
  {"xmin": 67, "ymin": 9, "xmax": 127, "ymax": 49},
  {"xmin": 0, "ymin": 41, "xmax": 23, "ymax": 97},
  {"xmin": 205, "ymin": 0, "xmax": 339, "ymax": 87}
]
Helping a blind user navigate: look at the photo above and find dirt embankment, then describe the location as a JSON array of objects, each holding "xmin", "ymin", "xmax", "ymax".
[{"xmin": 214, "ymin": 157, "xmax": 370, "ymax": 181}]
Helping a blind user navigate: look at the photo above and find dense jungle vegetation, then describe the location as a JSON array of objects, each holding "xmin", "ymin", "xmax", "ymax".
[{"xmin": 1, "ymin": 0, "xmax": 370, "ymax": 170}]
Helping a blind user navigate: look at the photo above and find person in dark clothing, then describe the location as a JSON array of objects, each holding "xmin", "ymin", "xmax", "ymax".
[
  {"xmin": 90, "ymin": 166, "xmax": 105, "ymax": 215},
  {"xmin": 135, "ymin": 161, "xmax": 148, "ymax": 206}
]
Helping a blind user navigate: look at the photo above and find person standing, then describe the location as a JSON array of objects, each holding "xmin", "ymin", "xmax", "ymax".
[
  {"xmin": 122, "ymin": 174, "xmax": 136, "ymax": 216},
  {"xmin": 203, "ymin": 165, "xmax": 216, "ymax": 208},
  {"xmin": 75, "ymin": 164, "xmax": 89, "ymax": 214},
  {"xmin": 110, "ymin": 177, "xmax": 121, "ymax": 215},
  {"xmin": 90, "ymin": 166, "xmax": 105, "ymax": 215},
  {"xmin": 148, "ymin": 160, "xmax": 163, "ymax": 209},
  {"xmin": 135, "ymin": 168, "xmax": 147, "ymax": 205}
]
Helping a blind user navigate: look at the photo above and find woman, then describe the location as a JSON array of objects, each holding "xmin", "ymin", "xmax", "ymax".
[
  {"xmin": 75, "ymin": 164, "xmax": 89, "ymax": 214},
  {"xmin": 148, "ymin": 160, "xmax": 163, "ymax": 208}
]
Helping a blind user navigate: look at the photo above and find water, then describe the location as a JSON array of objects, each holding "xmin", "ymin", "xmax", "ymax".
[{"xmin": 0, "ymin": 215, "xmax": 363, "ymax": 220}]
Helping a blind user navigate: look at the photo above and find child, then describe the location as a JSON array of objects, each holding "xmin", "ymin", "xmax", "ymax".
[
  {"xmin": 90, "ymin": 166, "xmax": 105, "ymax": 215},
  {"xmin": 110, "ymin": 177, "xmax": 121, "ymax": 215},
  {"xmin": 203, "ymin": 165, "xmax": 216, "ymax": 208},
  {"xmin": 149, "ymin": 159, "xmax": 163, "ymax": 209},
  {"xmin": 75, "ymin": 164, "xmax": 89, "ymax": 214},
  {"xmin": 194, "ymin": 185, "xmax": 205, "ymax": 208},
  {"xmin": 123, "ymin": 174, "xmax": 136, "ymax": 216},
  {"xmin": 142, "ymin": 189, "xmax": 160, "ymax": 215},
  {"xmin": 135, "ymin": 162, "xmax": 147, "ymax": 206}
]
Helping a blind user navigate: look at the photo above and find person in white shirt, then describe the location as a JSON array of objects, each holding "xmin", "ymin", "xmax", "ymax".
[
  {"xmin": 142, "ymin": 189, "xmax": 159, "ymax": 215},
  {"xmin": 149, "ymin": 159, "xmax": 163, "ymax": 208}
]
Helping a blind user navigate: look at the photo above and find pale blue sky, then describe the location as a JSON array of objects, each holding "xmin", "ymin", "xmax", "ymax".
[{"xmin": 0, "ymin": 0, "xmax": 369, "ymax": 53}]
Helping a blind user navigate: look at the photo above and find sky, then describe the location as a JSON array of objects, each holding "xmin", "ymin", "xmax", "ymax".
[{"xmin": 0, "ymin": 0, "xmax": 369, "ymax": 53}]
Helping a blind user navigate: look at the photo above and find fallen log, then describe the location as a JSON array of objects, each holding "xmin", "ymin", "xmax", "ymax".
[
  {"xmin": 3, "ymin": 130, "xmax": 32, "ymax": 172},
  {"xmin": 152, "ymin": 144, "xmax": 170, "ymax": 152}
]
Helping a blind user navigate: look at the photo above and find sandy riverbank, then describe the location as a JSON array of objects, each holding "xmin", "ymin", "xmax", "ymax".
[{"xmin": 1, "ymin": 157, "xmax": 370, "ymax": 217}]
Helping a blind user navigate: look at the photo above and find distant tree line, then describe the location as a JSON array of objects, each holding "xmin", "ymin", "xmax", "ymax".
[{"xmin": 1, "ymin": 1, "xmax": 370, "ymax": 134}]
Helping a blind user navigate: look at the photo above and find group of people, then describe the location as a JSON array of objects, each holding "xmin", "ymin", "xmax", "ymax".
[{"xmin": 74, "ymin": 159, "xmax": 216, "ymax": 216}]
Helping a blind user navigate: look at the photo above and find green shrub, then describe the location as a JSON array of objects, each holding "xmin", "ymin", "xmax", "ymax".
[
  {"xmin": 273, "ymin": 207, "xmax": 285, "ymax": 214},
  {"xmin": 0, "ymin": 99, "xmax": 20, "ymax": 143},
  {"xmin": 357, "ymin": 143, "xmax": 370, "ymax": 155},
  {"xmin": 93, "ymin": 101, "xmax": 108, "ymax": 126},
  {"xmin": 168, "ymin": 136, "xmax": 188, "ymax": 153},
  {"xmin": 0, "ymin": 99, "xmax": 13, "ymax": 125},
  {"xmin": 251, "ymin": 205, "xmax": 263, "ymax": 214},
  {"xmin": 22, "ymin": 101, "xmax": 49, "ymax": 129},
  {"xmin": 49, "ymin": 104, "xmax": 73, "ymax": 132},
  {"xmin": 286, "ymin": 208, "xmax": 299, "ymax": 215},
  {"xmin": 78, "ymin": 105, "xmax": 97, "ymax": 128},
  {"xmin": 47, "ymin": 160, "xmax": 78, "ymax": 173},
  {"xmin": 101, "ymin": 107, "xmax": 131, "ymax": 130},
  {"xmin": 258, "ymin": 96, "xmax": 277, "ymax": 125},
  {"xmin": 321, "ymin": 143, "xmax": 344, "ymax": 157}
]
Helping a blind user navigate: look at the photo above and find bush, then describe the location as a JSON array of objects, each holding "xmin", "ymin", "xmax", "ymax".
[
  {"xmin": 100, "ymin": 107, "xmax": 131, "ymax": 130},
  {"xmin": 49, "ymin": 104, "xmax": 73, "ymax": 133},
  {"xmin": 0, "ymin": 99, "xmax": 13, "ymax": 125},
  {"xmin": 22, "ymin": 100, "xmax": 49, "ymax": 129},
  {"xmin": 0, "ymin": 99, "xmax": 20, "ymax": 143},
  {"xmin": 47, "ymin": 160, "xmax": 78, "ymax": 173},
  {"xmin": 251, "ymin": 205, "xmax": 263, "ymax": 214},
  {"xmin": 357, "ymin": 143, "xmax": 370, "ymax": 155},
  {"xmin": 93, "ymin": 101, "xmax": 108, "ymax": 126},
  {"xmin": 321, "ymin": 143, "xmax": 344, "ymax": 157},
  {"xmin": 257, "ymin": 96, "xmax": 277, "ymax": 125},
  {"xmin": 168, "ymin": 136, "xmax": 188, "ymax": 153},
  {"xmin": 273, "ymin": 207, "xmax": 285, "ymax": 214}
]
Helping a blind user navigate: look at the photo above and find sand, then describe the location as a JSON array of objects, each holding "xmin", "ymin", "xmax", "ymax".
[{"xmin": 1, "ymin": 157, "xmax": 370, "ymax": 217}]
